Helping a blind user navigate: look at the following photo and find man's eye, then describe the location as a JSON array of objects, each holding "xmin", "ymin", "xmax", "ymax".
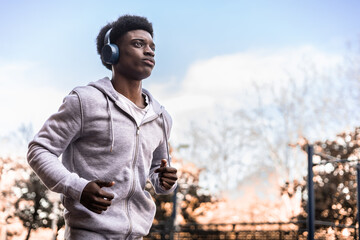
[{"xmin": 134, "ymin": 42, "xmax": 144, "ymax": 47}]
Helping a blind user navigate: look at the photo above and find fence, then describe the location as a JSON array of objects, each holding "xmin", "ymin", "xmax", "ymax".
[
  {"xmin": 144, "ymin": 144, "xmax": 360, "ymax": 240},
  {"xmin": 306, "ymin": 145, "xmax": 359, "ymax": 240},
  {"xmin": 145, "ymin": 221, "xmax": 304, "ymax": 240},
  {"xmin": 145, "ymin": 220, "xmax": 356, "ymax": 240}
]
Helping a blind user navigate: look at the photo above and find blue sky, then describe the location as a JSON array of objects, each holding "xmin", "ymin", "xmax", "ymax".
[
  {"xmin": 1, "ymin": 1, "xmax": 360, "ymax": 156},
  {"xmin": 1, "ymin": 1, "xmax": 359, "ymax": 88}
]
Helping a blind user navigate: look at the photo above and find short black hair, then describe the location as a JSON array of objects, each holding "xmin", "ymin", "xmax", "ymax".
[{"xmin": 96, "ymin": 15, "xmax": 154, "ymax": 70}]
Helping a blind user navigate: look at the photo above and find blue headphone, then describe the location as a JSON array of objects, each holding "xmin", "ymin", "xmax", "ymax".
[{"xmin": 101, "ymin": 28, "xmax": 119, "ymax": 65}]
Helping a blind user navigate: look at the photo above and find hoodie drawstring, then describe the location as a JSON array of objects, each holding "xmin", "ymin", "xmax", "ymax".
[
  {"xmin": 106, "ymin": 96, "xmax": 115, "ymax": 152},
  {"xmin": 161, "ymin": 113, "xmax": 171, "ymax": 167},
  {"xmin": 105, "ymin": 90, "xmax": 168, "ymax": 161}
]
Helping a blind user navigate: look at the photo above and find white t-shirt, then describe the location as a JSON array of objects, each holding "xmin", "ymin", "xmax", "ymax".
[{"xmin": 116, "ymin": 92, "xmax": 155, "ymax": 126}]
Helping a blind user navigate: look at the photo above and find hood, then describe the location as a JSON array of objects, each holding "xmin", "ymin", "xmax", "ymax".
[
  {"xmin": 87, "ymin": 77, "xmax": 171, "ymax": 162},
  {"xmin": 88, "ymin": 77, "xmax": 165, "ymax": 115}
]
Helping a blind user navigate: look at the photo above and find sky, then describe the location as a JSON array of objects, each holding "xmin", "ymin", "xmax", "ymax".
[{"xmin": 1, "ymin": 0, "xmax": 360, "ymax": 157}]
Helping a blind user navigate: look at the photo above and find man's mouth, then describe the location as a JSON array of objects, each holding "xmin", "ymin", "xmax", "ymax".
[{"xmin": 143, "ymin": 58, "xmax": 155, "ymax": 67}]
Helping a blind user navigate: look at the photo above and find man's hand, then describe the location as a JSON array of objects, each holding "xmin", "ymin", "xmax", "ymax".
[
  {"xmin": 154, "ymin": 159, "xmax": 178, "ymax": 190},
  {"xmin": 80, "ymin": 180, "xmax": 115, "ymax": 214}
]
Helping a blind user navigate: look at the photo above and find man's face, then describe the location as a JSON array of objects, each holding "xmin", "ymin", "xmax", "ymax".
[{"xmin": 114, "ymin": 29, "xmax": 155, "ymax": 80}]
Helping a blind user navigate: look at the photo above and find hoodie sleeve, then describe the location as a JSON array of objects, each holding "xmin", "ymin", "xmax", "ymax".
[
  {"xmin": 27, "ymin": 91, "xmax": 89, "ymax": 201},
  {"xmin": 149, "ymin": 111, "xmax": 177, "ymax": 195}
]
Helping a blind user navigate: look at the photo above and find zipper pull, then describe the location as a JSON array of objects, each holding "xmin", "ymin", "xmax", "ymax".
[{"xmin": 136, "ymin": 127, "xmax": 140, "ymax": 135}]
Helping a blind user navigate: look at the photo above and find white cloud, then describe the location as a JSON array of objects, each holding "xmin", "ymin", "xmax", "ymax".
[
  {"xmin": 147, "ymin": 45, "xmax": 343, "ymax": 144},
  {"xmin": 0, "ymin": 46, "xmax": 345, "ymax": 155},
  {"xmin": 0, "ymin": 61, "xmax": 67, "ymax": 156},
  {"xmin": 0, "ymin": 85, "xmax": 66, "ymax": 133}
]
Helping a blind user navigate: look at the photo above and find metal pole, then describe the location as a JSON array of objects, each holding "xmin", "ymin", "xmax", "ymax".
[
  {"xmin": 307, "ymin": 145, "xmax": 315, "ymax": 240},
  {"xmin": 357, "ymin": 162, "xmax": 360, "ymax": 240},
  {"xmin": 169, "ymin": 185, "xmax": 178, "ymax": 240},
  {"xmin": 51, "ymin": 200, "xmax": 59, "ymax": 240}
]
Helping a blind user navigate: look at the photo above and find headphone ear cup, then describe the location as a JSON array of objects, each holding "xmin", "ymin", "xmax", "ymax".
[{"xmin": 101, "ymin": 43, "xmax": 119, "ymax": 65}]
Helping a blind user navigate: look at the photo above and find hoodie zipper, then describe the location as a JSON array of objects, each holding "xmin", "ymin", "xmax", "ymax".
[
  {"xmin": 110, "ymin": 100, "xmax": 164, "ymax": 239},
  {"xmin": 125, "ymin": 126, "xmax": 140, "ymax": 240}
]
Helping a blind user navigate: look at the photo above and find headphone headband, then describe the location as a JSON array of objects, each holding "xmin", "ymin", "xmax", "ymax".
[{"xmin": 104, "ymin": 28, "xmax": 112, "ymax": 45}]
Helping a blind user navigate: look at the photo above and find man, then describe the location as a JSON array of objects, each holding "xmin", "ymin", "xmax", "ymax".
[{"xmin": 27, "ymin": 15, "xmax": 178, "ymax": 240}]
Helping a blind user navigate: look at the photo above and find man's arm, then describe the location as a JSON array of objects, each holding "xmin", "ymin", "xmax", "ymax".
[
  {"xmin": 27, "ymin": 91, "xmax": 89, "ymax": 201},
  {"xmin": 28, "ymin": 91, "xmax": 115, "ymax": 214}
]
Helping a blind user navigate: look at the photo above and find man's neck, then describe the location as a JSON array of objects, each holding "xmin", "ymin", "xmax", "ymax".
[{"xmin": 111, "ymin": 74, "xmax": 145, "ymax": 108}]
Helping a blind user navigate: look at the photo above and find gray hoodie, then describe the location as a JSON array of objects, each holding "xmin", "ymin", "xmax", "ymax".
[{"xmin": 27, "ymin": 77, "xmax": 176, "ymax": 239}]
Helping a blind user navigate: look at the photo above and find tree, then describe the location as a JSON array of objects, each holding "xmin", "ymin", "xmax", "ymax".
[
  {"xmin": 13, "ymin": 172, "xmax": 64, "ymax": 240},
  {"xmin": 0, "ymin": 157, "xmax": 28, "ymax": 239},
  {"xmin": 146, "ymin": 149, "xmax": 216, "ymax": 226},
  {"xmin": 185, "ymin": 50, "xmax": 360, "ymax": 202},
  {"xmin": 186, "ymin": 109, "xmax": 258, "ymax": 193},
  {"xmin": 286, "ymin": 127, "xmax": 359, "ymax": 236},
  {"xmin": 0, "ymin": 123, "xmax": 65, "ymax": 239}
]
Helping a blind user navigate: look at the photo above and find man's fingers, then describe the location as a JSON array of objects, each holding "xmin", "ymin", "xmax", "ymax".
[
  {"xmin": 161, "ymin": 173, "xmax": 178, "ymax": 180},
  {"xmin": 155, "ymin": 167, "xmax": 177, "ymax": 173},
  {"xmin": 161, "ymin": 181, "xmax": 172, "ymax": 190},
  {"xmin": 154, "ymin": 160, "xmax": 169, "ymax": 173},
  {"xmin": 98, "ymin": 189, "xmax": 114, "ymax": 200},
  {"xmin": 89, "ymin": 208, "xmax": 102, "ymax": 214},
  {"xmin": 155, "ymin": 164, "xmax": 178, "ymax": 190},
  {"xmin": 94, "ymin": 180, "xmax": 115, "ymax": 199},
  {"xmin": 87, "ymin": 206, "xmax": 104, "ymax": 214},
  {"xmin": 94, "ymin": 196, "xmax": 112, "ymax": 207},
  {"xmin": 162, "ymin": 178, "xmax": 177, "ymax": 185},
  {"xmin": 86, "ymin": 200, "xmax": 112, "ymax": 213},
  {"xmin": 160, "ymin": 159, "xmax": 167, "ymax": 167},
  {"xmin": 80, "ymin": 180, "xmax": 115, "ymax": 214},
  {"xmin": 95, "ymin": 180, "xmax": 115, "ymax": 188},
  {"xmin": 93, "ymin": 203, "xmax": 108, "ymax": 211},
  {"xmin": 82, "ymin": 196, "xmax": 112, "ymax": 214},
  {"xmin": 162, "ymin": 177, "xmax": 177, "ymax": 185}
]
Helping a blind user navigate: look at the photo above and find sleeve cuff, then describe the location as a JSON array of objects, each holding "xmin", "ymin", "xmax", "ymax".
[{"xmin": 65, "ymin": 173, "xmax": 90, "ymax": 201}]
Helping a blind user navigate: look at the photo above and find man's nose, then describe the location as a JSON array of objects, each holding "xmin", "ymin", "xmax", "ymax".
[{"xmin": 144, "ymin": 45, "xmax": 155, "ymax": 57}]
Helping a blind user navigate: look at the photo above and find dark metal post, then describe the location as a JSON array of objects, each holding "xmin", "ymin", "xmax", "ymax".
[
  {"xmin": 307, "ymin": 145, "xmax": 315, "ymax": 240},
  {"xmin": 169, "ymin": 185, "xmax": 178, "ymax": 240},
  {"xmin": 357, "ymin": 162, "xmax": 360, "ymax": 240}
]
